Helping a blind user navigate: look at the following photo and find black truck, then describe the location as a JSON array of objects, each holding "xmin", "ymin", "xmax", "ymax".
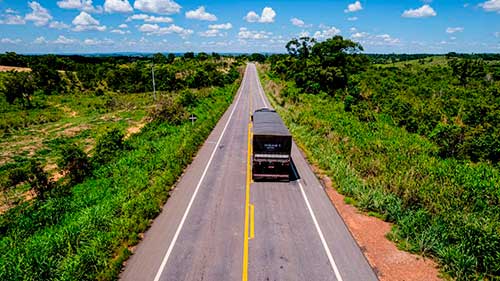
[{"xmin": 252, "ymin": 108, "xmax": 292, "ymax": 181}]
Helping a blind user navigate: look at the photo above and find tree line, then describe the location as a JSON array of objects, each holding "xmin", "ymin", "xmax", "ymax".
[{"xmin": 267, "ymin": 36, "xmax": 500, "ymax": 165}]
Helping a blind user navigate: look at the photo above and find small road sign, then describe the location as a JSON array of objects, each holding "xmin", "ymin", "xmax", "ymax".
[{"xmin": 189, "ymin": 114, "xmax": 197, "ymax": 125}]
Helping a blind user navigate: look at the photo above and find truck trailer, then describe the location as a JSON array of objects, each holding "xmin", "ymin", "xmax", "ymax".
[{"xmin": 252, "ymin": 108, "xmax": 292, "ymax": 181}]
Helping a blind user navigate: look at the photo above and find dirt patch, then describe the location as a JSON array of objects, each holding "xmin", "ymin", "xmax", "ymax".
[
  {"xmin": 319, "ymin": 175, "xmax": 442, "ymax": 281},
  {"xmin": 58, "ymin": 124, "xmax": 91, "ymax": 138},
  {"xmin": 0, "ymin": 189, "xmax": 36, "ymax": 215},
  {"xmin": 125, "ymin": 122, "xmax": 146, "ymax": 139},
  {"xmin": 0, "ymin": 136, "xmax": 43, "ymax": 165},
  {"xmin": 0, "ymin": 65, "xmax": 31, "ymax": 72}
]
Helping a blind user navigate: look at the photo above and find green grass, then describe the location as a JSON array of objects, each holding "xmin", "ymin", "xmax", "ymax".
[
  {"xmin": 260, "ymin": 70, "xmax": 500, "ymax": 280},
  {"xmin": 0, "ymin": 84, "xmax": 237, "ymax": 280}
]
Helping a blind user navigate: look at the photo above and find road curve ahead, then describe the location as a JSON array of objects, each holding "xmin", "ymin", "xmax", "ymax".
[{"xmin": 120, "ymin": 63, "xmax": 378, "ymax": 281}]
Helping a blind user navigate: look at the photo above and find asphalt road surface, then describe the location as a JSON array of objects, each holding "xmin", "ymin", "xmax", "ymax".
[{"xmin": 120, "ymin": 63, "xmax": 378, "ymax": 281}]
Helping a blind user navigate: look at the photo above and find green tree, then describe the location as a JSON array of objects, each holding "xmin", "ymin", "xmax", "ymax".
[
  {"xmin": 153, "ymin": 53, "xmax": 167, "ymax": 64},
  {"xmin": 286, "ymin": 37, "xmax": 316, "ymax": 59},
  {"xmin": 167, "ymin": 53, "xmax": 176, "ymax": 64},
  {"xmin": 197, "ymin": 52, "xmax": 209, "ymax": 61},
  {"xmin": 448, "ymin": 58, "xmax": 485, "ymax": 87},
  {"xmin": 0, "ymin": 71, "xmax": 36, "ymax": 107},
  {"xmin": 183, "ymin": 52, "xmax": 195, "ymax": 59}
]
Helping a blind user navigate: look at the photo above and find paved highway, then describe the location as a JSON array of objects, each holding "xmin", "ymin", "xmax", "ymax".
[{"xmin": 120, "ymin": 64, "xmax": 378, "ymax": 281}]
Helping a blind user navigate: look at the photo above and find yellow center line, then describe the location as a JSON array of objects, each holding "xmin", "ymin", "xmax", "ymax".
[{"xmin": 242, "ymin": 75, "xmax": 254, "ymax": 281}]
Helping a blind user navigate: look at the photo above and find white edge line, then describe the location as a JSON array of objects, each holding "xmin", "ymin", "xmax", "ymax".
[
  {"xmin": 298, "ymin": 180, "xmax": 344, "ymax": 281},
  {"xmin": 153, "ymin": 65, "xmax": 249, "ymax": 281},
  {"xmin": 253, "ymin": 64, "xmax": 268, "ymax": 108}
]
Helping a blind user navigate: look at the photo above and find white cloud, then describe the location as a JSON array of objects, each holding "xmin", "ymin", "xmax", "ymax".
[
  {"xmin": 313, "ymin": 25, "xmax": 341, "ymax": 40},
  {"xmin": 118, "ymin": 23, "xmax": 128, "ymax": 28},
  {"xmin": 0, "ymin": 14, "xmax": 26, "ymax": 25},
  {"xmin": 244, "ymin": 7, "xmax": 276, "ymax": 23},
  {"xmin": 133, "ymin": 0, "xmax": 181, "ymax": 15},
  {"xmin": 56, "ymin": 0, "xmax": 103, "ymax": 13},
  {"xmin": 495, "ymin": 31, "xmax": 500, "ymax": 37},
  {"xmin": 185, "ymin": 6, "xmax": 217, "ymax": 21},
  {"xmin": 479, "ymin": 0, "xmax": 500, "ymax": 12},
  {"xmin": 244, "ymin": 11, "xmax": 259, "ymax": 23},
  {"xmin": 347, "ymin": 16, "xmax": 358, "ymax": 21},
  {"xmin": 290, "ymin": 17, "xmax": 306, "ymax": 27},
  {"xmin": 5, "ymin": 9, "xmax": 18, "ymax": 14},
  {"xmin": 111, "ymin": 28, "xmax": 130, "ymax": 34},
  {"xmin": 238, "ymin": 27, "xmax": 272, "ymax": 39},
  {"xmin": 138, "ymin": 23, "xmax": 158, "ymax": 32},
  {"xmin": 1, "ymin": 38, "xmax": 22, "ymax": 44},
  {"xmin": 73, "ymin": 11, "xmax": 99, "ymax": 25},
  {"xmin": 446, "ymin": 27, "xmax": 464, "ymax": 34},
  {"xmin": 351, "ymin": 32, "xmax": 369, "ymax": 39},
  {"xmin": 208, "ymin": 22, "xmax": 232, "ymax": 30},
  {"xmin": 25, "ymin": 1, "xmax": 53, "ymax": 26},
  {"xmin": 49, "ymin": 21, "xmax": 70, "ymax": 29},
  {"xmin": 84, "ymin": 38, "xmax": 114, "ymax": 45},
  {"xmin": 126, "ymin": 14, "xmax": 173, "ymax": 23},
  {"xmin": 104, "ymin": 0, "xmax": 133, "ymax": 13},
  {"xmin": 349, "ymin": 30, "xmax": 401, "ymax": 46},
  {"xmin": 72, "ymin": 11, "xmax": 106, "ymax": 31},
  {"xmin": 199, "ymin": 29, "xmax": 222, "ymax": 37},
  {"xmin": 402, "ymin": 4, "xmax": 437, "ymax": 18},
  {"xmin": 374, "ymin": 34, "xmax": 400, "ymax": 45},
  {"xmin": 259, "ymin": 7, "xmax": 276, "ymax": 23},
  {"xmin": 33, "ymin": 36, "xmax": 48, "ymax": 44},
  {"xmin": 53, "ymin": 35, "xmax": 77, "ymax": 44},
  {"xmin": 138, "ymin": 23, "xmax": 193, "ymax": 37},
  {"xmin": 345, "ymin": 1, "xmax": 363, "ymax": 13}
]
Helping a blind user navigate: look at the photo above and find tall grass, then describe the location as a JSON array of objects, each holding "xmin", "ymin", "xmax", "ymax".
[
  {"xmin": 261, "ymin": 73, "xmax": 500, "ymax": 280},
  {"xmin": 0, "ymin": 85, "xmax": 236, "ymax": 280}
]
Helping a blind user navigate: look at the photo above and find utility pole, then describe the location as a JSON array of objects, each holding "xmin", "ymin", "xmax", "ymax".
[{"xmin": 151, "ymin": 62, "xmax": 157, "ymax": 101}]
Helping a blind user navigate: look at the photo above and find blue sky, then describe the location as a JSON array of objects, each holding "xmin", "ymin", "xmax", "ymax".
[{"xmin": 0, "ymin": 0, "xmax": 498, "ymax": 54}]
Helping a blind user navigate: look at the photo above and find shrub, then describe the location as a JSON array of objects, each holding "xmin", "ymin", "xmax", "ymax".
[
  {"xmin": 27, "ymin": 160, "xmax": 52, "ymax": 201},
  {"xmin": 92, "ymin": 128, "xmax": 125, "ymax": 167},
  {"xmin": 149, "ymin": 96, "xmax": 187, "ymax": 125},
  {"xmin": 58, "ymin": 143, "xmax": 91, "ymax": 184}
]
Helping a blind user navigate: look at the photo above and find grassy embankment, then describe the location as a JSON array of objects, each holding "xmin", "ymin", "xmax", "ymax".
[
  {"xmin": 0, "ymin": 83, "xmax": 237, "ymax": 280},
  {"xmin": 259, "ymin": 65, "xmax": 500, "ymax": 280}
]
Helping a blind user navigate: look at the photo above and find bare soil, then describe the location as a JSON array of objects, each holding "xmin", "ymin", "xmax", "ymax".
[
  {"xmin": 0, "ymin": 65, "xmax": 31, "ymax": 72},
  {"xmin": 319, "ymin": 174, "xmax": 442, "ymax": 281},
  {"xmin": 125, "ymin": 121, "xmax": 147, "ymax": 139}
]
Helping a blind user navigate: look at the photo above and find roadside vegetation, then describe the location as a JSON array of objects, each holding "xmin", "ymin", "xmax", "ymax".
[
  {"xmin": 0, "ymin": 52, "xmax": 242, "ymax": 280},
  {"xmin": 261, "ymin": 36, "xmax": 500, "ymax": 280}
]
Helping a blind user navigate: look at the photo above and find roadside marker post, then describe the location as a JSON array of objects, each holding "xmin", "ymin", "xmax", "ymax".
[{"xmin": 189, "ymin": 114, "xmax": 197, "ymax": 125}]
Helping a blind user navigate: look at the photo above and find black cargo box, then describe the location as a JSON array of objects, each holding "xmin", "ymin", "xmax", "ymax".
[{"xmin": 252, "ymin": 108, "xmax": 292, "ymax": 155}]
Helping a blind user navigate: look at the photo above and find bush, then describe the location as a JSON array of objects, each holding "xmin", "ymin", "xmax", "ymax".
[
  {"xmin": 27, "ymin": 160, "xmax": 52, "ymax": 201},
  {"xmin": 149, "ymin": 96, "xmax": 187, "ymax": 125},
  {"xmin": 179, "ymin": 89, "xmax": 198, "ymax": 108},
  {"xmin": 58, "ymin": 143, "xmax": 91, "ymax": 184},
  {"xmin": 92, "ymin": 128, "xmax": 125, "ymax": 167}
]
